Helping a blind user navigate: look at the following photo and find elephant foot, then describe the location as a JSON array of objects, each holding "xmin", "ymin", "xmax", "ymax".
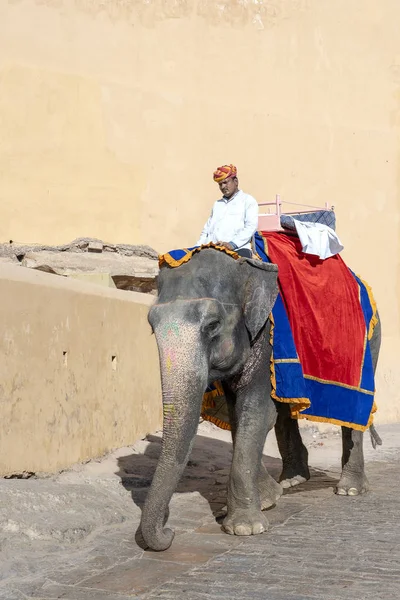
[
  {"xmin": 280, "ymin": 474, "xmax": 308, "ymax": 489},
  {"xmin": 336, "ymin": 471, "xmax": 369, "ymax": 496},
  {"xmin": 216, "ymin": 469, "xmax": 282, "ymax": 518},
  {"xmin": 222, "ymin": 508, "xmax": 269, "ymax": 536},
  {"xmin": 279, "ymin": 461, "xmax": 310, "ymax": 489}
]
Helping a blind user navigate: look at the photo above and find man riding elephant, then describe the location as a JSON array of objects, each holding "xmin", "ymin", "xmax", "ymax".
[{"xmin": 196, "ymin": 164, "xmax": 258, "ymax": 259}]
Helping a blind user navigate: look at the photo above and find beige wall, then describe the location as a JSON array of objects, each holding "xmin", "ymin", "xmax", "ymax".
[
  {"xmin": 0, "ymin": 1, "xmax": 399, "ymax": 424},
  {"xmin": 0, "ymin": 264, "xmax": 161, "ymax": 476}
]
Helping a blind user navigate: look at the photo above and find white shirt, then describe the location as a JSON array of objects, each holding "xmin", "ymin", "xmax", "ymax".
[{"xmin": 196, "ymin": 190, "xmax": 259, "ymax": 251}]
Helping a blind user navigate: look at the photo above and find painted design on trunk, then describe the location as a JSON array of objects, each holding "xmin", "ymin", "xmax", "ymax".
[
  {"xmin": 165, "ymin": 348, "xmax": 177, "ymax": 373},
  {"xmin": 163, "ymin": 403, "xmax": 176, "ymax": 425},
  {"xmin": 160, "ymin": 322, "xmax": 181, "ymax": 374}
]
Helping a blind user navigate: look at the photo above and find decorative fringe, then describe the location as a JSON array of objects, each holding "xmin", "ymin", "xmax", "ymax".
[
  {"xmin": 201, "ymin": 382, "xmax": 231, "ymax": 429},
  {"xmin": 354, "ymin": 274, "xmax": 379, "ymax": 427},
  {"xmin": 213, "ymin": 381, "xmax": 224, "ymax": 395},
  {"xmin": 202, "ymin": 381, "xmax": 225, "ymax": 409},
  {"xmin": 202, "ymin": 396, "xmax": 216, "ymax": 409},
  {"xmin": 201, "ymin": 413, "xmax": 232, "ymax": 430},
  {"xmin": 159, "ymin": 243, "xmax": 240, "ymax": 268},
  {"xmin": 291, "ymin": 410, "xmax": 374, "ymax": 432},
  {"xmin": 357, "ymin": 274, "xmax": 379, "ymax": 340}
]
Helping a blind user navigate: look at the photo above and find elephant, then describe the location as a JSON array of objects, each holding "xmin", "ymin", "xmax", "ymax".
[{"xmin": 136, "ymin": 248, "xmax": 381, "ymax": 552}]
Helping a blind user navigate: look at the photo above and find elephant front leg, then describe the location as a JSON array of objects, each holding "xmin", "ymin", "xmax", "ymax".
[
  {"xmin": 336, "ymin": 427, "xmax": 369, "ymax": 496},
  {"xmin": 274, "ymin": 402, "xmax": 310, "ymax": 488},
  {"xmin": 218, "ymin": 391, "xmax": 282, "ymax": 519},
  {"xmin": 222, "ymin": 376, "xmax": 277, "ymax": 536}
]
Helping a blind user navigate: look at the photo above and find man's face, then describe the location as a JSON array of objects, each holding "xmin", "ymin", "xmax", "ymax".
[{"xmin": 218, "ymin": 177, "xmax": 239, "ymax": 199}]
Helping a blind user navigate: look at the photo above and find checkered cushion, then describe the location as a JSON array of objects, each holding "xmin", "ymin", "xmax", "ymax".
[{"xmin": 280, "ymin": 210, "xmax": 336, "ymax": 231}]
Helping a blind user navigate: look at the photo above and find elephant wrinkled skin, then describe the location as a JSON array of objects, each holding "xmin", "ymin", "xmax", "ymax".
[{"xmin": 136, "ymin": 249, "xmax": 381, "ymax": 552}]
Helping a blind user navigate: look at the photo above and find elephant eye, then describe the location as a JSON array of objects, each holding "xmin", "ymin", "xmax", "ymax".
[{"xmin": 202, "ymin": 319, "xmax": 221, "ymax": 338}]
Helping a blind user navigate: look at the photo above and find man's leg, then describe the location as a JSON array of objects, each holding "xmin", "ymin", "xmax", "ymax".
[{"xmin": 236, "ymin": 248, "xmax": 253, "ymax": 258}]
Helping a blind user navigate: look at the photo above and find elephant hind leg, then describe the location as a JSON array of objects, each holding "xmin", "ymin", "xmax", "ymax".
[
  {"xmin": 274, "ymin": 402, "xmax": 310, "ymax": 488},
  {"xmin": 337, "ymin": 312, "xmax": 380, "ymax": 496},
  {"xmin": 336, "ymin": 427, "xmax": 369, "ymax": 496}
]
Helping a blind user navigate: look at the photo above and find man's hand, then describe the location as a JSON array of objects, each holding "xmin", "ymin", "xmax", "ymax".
[{"xmin": 217, "ymin": 241, "xmax": 234, "ymax": 251}]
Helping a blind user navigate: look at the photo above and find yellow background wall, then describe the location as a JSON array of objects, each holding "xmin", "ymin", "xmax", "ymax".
[{"xmin": 0, "ymin": 1, "xmax": 399, "ymax": 432}]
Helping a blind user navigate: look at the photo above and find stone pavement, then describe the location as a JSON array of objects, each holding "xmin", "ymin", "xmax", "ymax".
[{"xmin": 1, "ymin": 422, "xmax": 400, "ymax": 600}]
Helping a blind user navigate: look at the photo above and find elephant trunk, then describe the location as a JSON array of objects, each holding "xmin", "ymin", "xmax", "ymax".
[{"xmin": 137, "ymin": 331, "xmax": 207, "ymax": 551}]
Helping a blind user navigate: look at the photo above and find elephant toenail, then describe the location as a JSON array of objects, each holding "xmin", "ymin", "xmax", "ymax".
[
  {"xmin": 252, "ymin": 523, "xmax": 265, "ymax": 535},
  {"xmin": 222, "ymin": 524, "xmax": 234, "ymax": 535},
  {"xmin": 235, "ymin": 525, "xmax": 252, "ymax": 536}
]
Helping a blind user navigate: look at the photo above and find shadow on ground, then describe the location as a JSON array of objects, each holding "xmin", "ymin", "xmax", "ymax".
[{"xmin": 116, "ymin": 430, "xmax": 338, "ymax": 525}]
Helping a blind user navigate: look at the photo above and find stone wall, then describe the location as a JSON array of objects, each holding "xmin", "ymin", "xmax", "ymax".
[{"xmin": 0, "ymin": 264, "xmax": 161, "ymax": 476}]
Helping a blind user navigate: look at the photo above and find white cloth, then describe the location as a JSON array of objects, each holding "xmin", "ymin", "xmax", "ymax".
[
  {"xmin": 196, "ymin": 190, "xmax": 258, "ymax": 250},
  {"xmin": 293, "ymin": 220, "xmax": 344, "ymax": 260}
]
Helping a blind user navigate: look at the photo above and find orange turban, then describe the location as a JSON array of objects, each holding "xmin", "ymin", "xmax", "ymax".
[{"xmin": 213, "ymin": 164, "xmax": 237, "ymax": 183}]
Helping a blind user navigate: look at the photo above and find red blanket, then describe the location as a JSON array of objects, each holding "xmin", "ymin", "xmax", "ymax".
[{"xmin": 263, "ymin": 232, "xmax": 366, "ymax": 387}]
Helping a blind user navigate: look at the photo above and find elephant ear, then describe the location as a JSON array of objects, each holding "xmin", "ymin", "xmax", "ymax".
[{"xmin": 240, "ymin": 258, "xmax": 279, "ymax": 342}]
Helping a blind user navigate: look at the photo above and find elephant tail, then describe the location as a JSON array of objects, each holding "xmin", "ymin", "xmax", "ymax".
[{"xmin": 369, "ymin": 424, "xmax": 383, "ymax": 449}]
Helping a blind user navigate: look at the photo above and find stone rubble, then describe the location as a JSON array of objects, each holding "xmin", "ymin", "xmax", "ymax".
[{"xmin": 0, "ymin": 238, "xmax": 160, "ymax": 294}]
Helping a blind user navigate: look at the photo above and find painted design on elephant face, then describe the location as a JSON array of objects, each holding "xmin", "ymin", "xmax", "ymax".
[{"xmin": 160, "ymin": 322, "xmax": 180, "ymax": 340}]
